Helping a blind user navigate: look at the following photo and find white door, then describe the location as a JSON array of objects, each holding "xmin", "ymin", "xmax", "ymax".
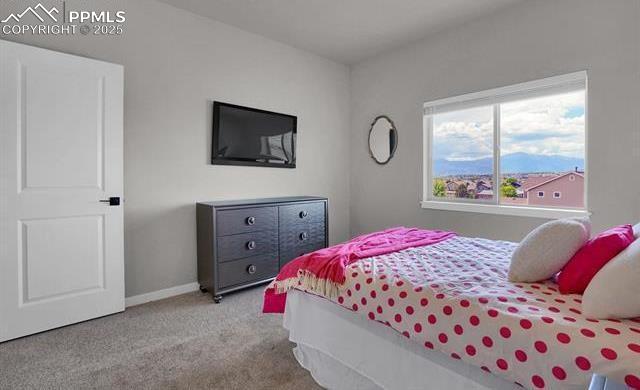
[{"xmin": 0, "ymin": 40, "xmax": 124, "ymax": 342}]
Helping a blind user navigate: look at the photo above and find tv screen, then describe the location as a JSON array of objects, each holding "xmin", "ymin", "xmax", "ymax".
[{"xmin": 212, "ymin": 102, "xmax": 297, "ymax": 168}]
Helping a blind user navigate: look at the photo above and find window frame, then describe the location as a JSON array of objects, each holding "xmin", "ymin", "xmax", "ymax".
[{"xmin": 422, "ymin": 71, "xmax": 589, "ymax": 219}]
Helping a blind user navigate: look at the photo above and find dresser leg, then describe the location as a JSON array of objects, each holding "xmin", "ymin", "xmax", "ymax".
[
  {"xmin": 199, "ymin": 285, "xmax": 207, "ymax": 293},
  {"xmin": 213, "ymin": 295, "xmax": 222, "ymax": 304}
]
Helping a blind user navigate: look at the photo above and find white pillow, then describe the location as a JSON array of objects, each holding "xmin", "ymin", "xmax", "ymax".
[
  {"xmin": 582, "ymin": 238, "xmax": 640, "ymax": 319},
  {"xmin": 573, "ymin": 216, "xmax": 592, "ymax": 238},
  {"xmin": 508, "ymin": 219, "xmax": 589, "ymax": 283},
  {"xmin": 633, "ymin": 222, "xmax": 640, "ymax": 239}
]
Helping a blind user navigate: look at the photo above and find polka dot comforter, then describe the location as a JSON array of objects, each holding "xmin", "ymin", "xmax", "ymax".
[{"xmin": 301, "ymin": 236, "xmax": 640, "ymax": 389}]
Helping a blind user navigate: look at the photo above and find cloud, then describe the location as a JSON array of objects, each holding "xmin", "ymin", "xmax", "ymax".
[
  {"xmin": 433, "ymin": 106, "xmax": 493, "ymax": 161},
  {"xmin": 432, "ymin": 90, "xmax": 585, "ymax": 160},
  {"xmin": 506, "ymin": 132, "xmax": 575, "ymax": 142},
  {"xmin": 500, "ymin": 90, "xmax": 585, "ymax": 157}
]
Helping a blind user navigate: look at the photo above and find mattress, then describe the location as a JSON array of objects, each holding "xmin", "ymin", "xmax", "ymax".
[
  {"xmin": 284, "ymin": 288, "xmax": 519, "ymax": 390},
  {"xmin": 285, "ymin": 236, "xmax": 640, "ymax": 389}
]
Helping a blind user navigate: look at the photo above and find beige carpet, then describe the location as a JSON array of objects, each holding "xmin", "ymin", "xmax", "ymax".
[{"xmin": 0, "ymin": 286, "xmax": 321, "ymax": 390}]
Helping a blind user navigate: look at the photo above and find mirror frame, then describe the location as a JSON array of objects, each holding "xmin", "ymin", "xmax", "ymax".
[{"xmin": 368, "ymin": 115, "xmax": 398, "ymax": 165}]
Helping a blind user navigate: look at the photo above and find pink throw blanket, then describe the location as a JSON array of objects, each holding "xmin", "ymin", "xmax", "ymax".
[{"xmin": 262, "ymin": 227, "xmax": 456, "ymax": 313}]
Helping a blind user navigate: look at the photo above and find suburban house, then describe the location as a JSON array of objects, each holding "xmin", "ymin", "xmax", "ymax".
[
  {"xmin": 444, "ymin": 179, "xmax": 493, "ymax": 199},
  {"xmin": 476, "ymin": 189, "xmax": 494, "ymax": 200},
  {"xmin": 438, "ymin": 169, "xmax": 584, "ymax": 208},
  {"xmin": 524, "ymin": 171, "xmax": 585, "ymax": 208}
]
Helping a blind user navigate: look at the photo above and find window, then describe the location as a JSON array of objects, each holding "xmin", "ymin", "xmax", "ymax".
[
  {"xmin": 423, "ymin": 72, "xmax": 588, "ymax": 218},
  {"xmin": 431, "ymin": 106, "xmax": 494, "ymax": 201}
]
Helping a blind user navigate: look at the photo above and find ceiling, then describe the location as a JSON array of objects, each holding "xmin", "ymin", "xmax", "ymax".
[{"xmin": 158, "ymin": 0, "xmax": 523, "ymax": 65}]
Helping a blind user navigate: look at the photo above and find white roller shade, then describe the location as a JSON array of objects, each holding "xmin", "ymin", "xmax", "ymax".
[{"xmin": 424, "ymin": 71, "xmax": 586, "ymax": 116}]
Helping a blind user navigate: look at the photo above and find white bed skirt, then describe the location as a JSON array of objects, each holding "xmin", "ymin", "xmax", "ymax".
[{"xmin": 283, "ymin": 289, "xmax": 520, "ymax": 390}]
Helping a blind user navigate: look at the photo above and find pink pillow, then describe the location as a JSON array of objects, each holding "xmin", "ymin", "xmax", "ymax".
[{"xmin": 558, "ymin": 224, "xmax": 635, "ymax": 294}]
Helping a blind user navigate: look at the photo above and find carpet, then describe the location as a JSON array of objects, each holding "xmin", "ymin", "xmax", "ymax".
[{"xmin": 0, "ymin": 286, "xmax": 321, "ymax": 390}]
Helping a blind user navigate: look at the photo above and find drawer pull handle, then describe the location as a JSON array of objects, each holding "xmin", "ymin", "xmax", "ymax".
[
  {"xmin": 246, "ymin": 240, "xmax": 256, "ymax": 250},
  {"xmin": 246, "ymin": 216, "xmax": 256, "ymax": 225},
  {"xmin": 247, "ymin": 264, "xmax": 257, "ymax": 274},
  {"xmin": 299, "ymin": 210, "xmax": 308, "ymax": 218},
  {"xmin": 299, "ymin": 232, "xmax": 308, "ymax": 241}
]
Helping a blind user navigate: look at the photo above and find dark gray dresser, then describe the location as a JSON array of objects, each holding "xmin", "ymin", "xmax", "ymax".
[{"xmin": 196, "ymin": 196, "xmax": 328, "ymax": 302}]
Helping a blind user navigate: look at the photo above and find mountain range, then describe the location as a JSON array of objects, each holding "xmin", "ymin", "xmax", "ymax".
[{"xmin": 433, "ymin": 152, "xmax": 584, "ymax": 176}]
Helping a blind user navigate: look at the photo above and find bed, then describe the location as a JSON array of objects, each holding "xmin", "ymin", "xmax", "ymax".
[{"xmin": 274, "ymin": 236, "xmax": 640, "ymax": 389}]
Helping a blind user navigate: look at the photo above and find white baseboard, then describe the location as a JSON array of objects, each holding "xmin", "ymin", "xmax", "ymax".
[{"xmin": 125, "ymin": 282, "xmax": 200, "ymax": 308}]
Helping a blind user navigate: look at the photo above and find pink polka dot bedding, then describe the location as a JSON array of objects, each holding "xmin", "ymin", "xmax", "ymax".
[{"xmin": 297, "ymin": 236, "xmax": 640, "ymax": 389}]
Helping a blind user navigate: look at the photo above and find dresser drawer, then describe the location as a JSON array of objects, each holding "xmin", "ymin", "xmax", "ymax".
[
  {"xmin": 197, "ymin": 197, "xmax": 328, "ymax": 301},
  {"xmin": 280, "ymin": 242, "xmax": 326, "ymax": 268},
  {"xmin": 216, "ymin": 206, "xmax": 277, "ymax": 236},
  {"xmin": 218, "ymin": 254, "xmax": 278, "ymax": 289},
  {"xmin": 217, "ymin": 230, "xmax": 278, "ymax": 262},
  {"xmin": 279, "ymin": 202, "xmax": 325, "ymax": 227},
  {"xmin": 280, "ymin": 222, "xmax": 325, "ymax": 252}
]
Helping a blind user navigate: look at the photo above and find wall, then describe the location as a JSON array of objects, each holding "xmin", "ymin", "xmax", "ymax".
[
  {"xmin": 349, "ymin": 0, "xmax": 640, "ymax": 241},
  {"xmin": 0, "ymin": 0, "xmax": 351, "ymax": 297},
  {"xmin": 3, "ymin": 0, "xmax": 639, "ymax": 297}
]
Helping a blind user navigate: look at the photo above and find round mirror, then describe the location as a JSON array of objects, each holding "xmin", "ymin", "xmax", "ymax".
[{"xmin": 368, "ymin": 115, "xmax": 398, "ymax": 165}]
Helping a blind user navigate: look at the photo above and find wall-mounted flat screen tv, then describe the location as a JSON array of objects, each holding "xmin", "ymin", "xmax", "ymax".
[{"xmin": 212, "ymin": 102, "xmax": 297, "ymax": 168}]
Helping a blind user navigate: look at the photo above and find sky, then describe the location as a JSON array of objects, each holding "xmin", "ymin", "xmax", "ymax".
[{"xmin": 432, "ymin": 89, "xmax": 585, "ymax": 161}]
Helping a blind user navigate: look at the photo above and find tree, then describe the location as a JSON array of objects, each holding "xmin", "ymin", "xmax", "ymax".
[
  {"xmin": 501, "ymin": 184, "xmax": 517, "ymax": 198},
  {"xmin": 455, "ymin": 183, "xmax": 468, "ymax": 198},
  {"xmin": 501, "ymin": 177, "xmax": 519, "ymax": 198},
  {"xmin": 433, "ymin": 179, "xmax": 446, "ymax": 197}
]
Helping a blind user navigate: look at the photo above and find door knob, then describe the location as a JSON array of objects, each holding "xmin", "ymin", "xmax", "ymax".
[
  {"xmin": 299, "ymin": 232, "xmax": 308, "ymax": 241},
  {"xmin": 299, "ymin": 210, "xmax": 308, "ymax": 218},
  {"xmin": 247, "ymin": 264, "xmax": 257, "ymax": 274},
  {"xmin": 246, "ymin": 216, "xmax": 256, "ymax": 225},
  {"xmin": 246, "ymin": 241, "xmax": 256, "ymax": 250},
  {"xmin": 99, "ymin": 197, "xmax": 121, "ymax": 206}
]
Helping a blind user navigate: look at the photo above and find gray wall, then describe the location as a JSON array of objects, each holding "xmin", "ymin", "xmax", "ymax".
[
  {"xmin": 349, "ymin": 0, "xmax": 640, "ymax": 241},
  {"xmin": 3, "ymin": 0, "xmax": 639, "ymax": 297},
  {"xmin": 1, "ymin": 0, "xmax": 351, "ymax": 297}
]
